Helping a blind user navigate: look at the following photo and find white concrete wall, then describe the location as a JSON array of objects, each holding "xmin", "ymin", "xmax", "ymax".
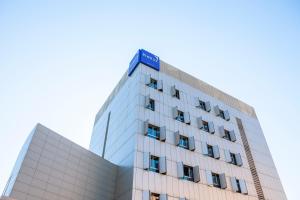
[
  {"xmin": 3, "ymin": 124, "xmax": 118, "ymax": 200},
  {"xmin": 90, "ymin": 68, "xmax": 141, "ymax": 200}
]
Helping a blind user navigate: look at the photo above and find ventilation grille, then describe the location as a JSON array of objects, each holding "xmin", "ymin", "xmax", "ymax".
[{"xmin": 236, "ymin": 117, "xmax": 265, "ymax": 200}]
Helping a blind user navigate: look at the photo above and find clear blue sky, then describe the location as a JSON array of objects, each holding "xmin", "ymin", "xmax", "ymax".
[{"xmin": 0, "ymin": 0, "xmax": 299, "ymax": 199}]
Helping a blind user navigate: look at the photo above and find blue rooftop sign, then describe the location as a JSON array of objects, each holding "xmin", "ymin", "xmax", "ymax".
[{"xmin": 128, "ymin": 49, "xmax": 160, "ymax": 76}]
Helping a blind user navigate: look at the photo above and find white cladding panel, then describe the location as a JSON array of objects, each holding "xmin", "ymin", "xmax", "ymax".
[{"xmin": 132, "ymin": 64, "xmax": 286, "ymax": 200}]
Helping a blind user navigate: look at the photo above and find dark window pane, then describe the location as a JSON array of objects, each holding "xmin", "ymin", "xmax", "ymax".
[
  {"xmin": 230, "ymin": 153, "xmax": 237, "ymax": 165},
  {"xmin": 224, "ymin": 130, "xmax": 231, "ymax": 141},
  {"xmin": 220, "ymin": 110, "xmax": 225, "ymax": 119},
  {"xmin": 212, "ymin": 173, "xmax": 221, "ymax": 188},
  {"xmin": 199, "ymin": 100, "xmax": 206, "ymax": 110},
  {"xmin": 183, "ymin": 165, "xmax": 194, "ymax": 181},
  {"xmin": 175, "ymin": 89, "xmax": 180, "ymax": 99},
  {"xmin": 151, "ymin": 193, "xmax": 160, "ymax": 200},
  {"xmin": 150, "ymin": 155, "xmax": 159, "ymax": 173},
  {"xmin": 179, "ymin": 135, "xmax": 189, "ymax": 149},
  {"xmin": 176, "ymin": 110, "xmax": 185, "ymax": 122},
  {"xmin": 147, "ymin": 124, "xmax": 160, "ymax": 139},
  {"xmin": 148, "ymin": 78, "xmax": 158, "ymax": 89},
  {"xmin": 203, "ymin": 121, "xmax": 209, "ymax": 132},
  {"xmin": 207, "ymin": 145, "xmax": 214, "ymax": 158}
]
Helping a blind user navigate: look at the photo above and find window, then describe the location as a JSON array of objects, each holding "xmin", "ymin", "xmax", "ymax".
[
  {"xmin": 220, "ymin": 109, "xmax": 225, "ymax": 119},
  {"xmin": 224, "ymin": 129, "xmax": 231, "ymax": 141},
  {"xmin": 203, "ymin": 120, "xmax": 209, "ymax": 132},
  {"xmin": 146, "ymin": 98, "xmax": 155, "ymax": 111},
  {"xmin": 230, "ymin": 153, "xmax": 237, "ymax": 165},
  {"xmin": 212, "ymin": 173, "xmax": 221, "ymax": 188},
  {"xmin": 175, "ymin": 89, "xmax": 180, "ymax": 99},
  {"xmin": 150, "ymin": 193, "xmax": 160, "ymax": 200},
  {"xmin": 176, "ymin": 110, "xmax": 185, "ymax": 122},
  {"xmin": 147, "ymin": 124, "xmax": 160, "ymax": 139},
  {"xmin": 183, "ymin": 165, "xmax": 194, "ymax": 181},
  {"xmin": 179, "ymin": 135, "xmax": 189, "ymax": 149},
  {"xmin": 236, "ymin": 179, "xmax": 242, "ymax": 193},
  {"xmin": 207, "ymin": 145, "xmax": 214, "ymax": 158},
  {"xmin": 148, "ymin": 78, "xmax": 157, "ymax": 89},
  {"xmin": 199, "ymin": 100, "xmax": 206, "ymax": 111},
  {"xmin": 150, "ymin": 155, "xmax": 159, "ymax": 173}
]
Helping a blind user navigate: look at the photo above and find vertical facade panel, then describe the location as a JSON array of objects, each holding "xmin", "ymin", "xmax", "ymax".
[
  {"xmin": 145, "ymin": 74, "xmax": 151, "ymax": 85},
  {"xmin": 202, "ymin": 142, "xmax": 208, "ymax": 155},
  {"xmin": 197, "ymin": 117, "xmax": 203, "ymax": 129},
  {"xmin": 208, "ymin": 122, "xmax": 215, "ymax": 133},
  {"xmin": 213, "ymin": 145, "xmax": 220, "ymax": 159},
  {"xmin": 240, "ymin": 179, "xmax": 248, "ymax": 194},
  {"xmin": 174, "ymin": 131, "xmax": 180, "ymax": 146},
  {"xmin": 159, "ymin": 157, "xmax": 167, "ymax": 174},
  {"xmin": 214, "ymin": 105, "xmax": 220, "ymax": 116},
  {"xmin": 230, "ymin": 177, "xmax": 238, "ymax": 192},
  {"xmin": 206, "ymin": 170, "xmax": 213, "ymax": 186},
  {"xmin": 144, "ymin": 120, "xmax": 149, "ymax": 136},
  {"xmin": 193, "ymin": 166, "xmax": 200, "ymax": 183},
  {"xmin": 157, "ymin": 80, "xmax": 163, "ymax": 91},
  {"xmin": 177, "ymin": 162, "xmax": 184, "ymax": 178},
  {"xmin": 188, "ymin": 136, "xmax": 195, "ymax": 151},
  {"xmin": 160, "ymin": 126, "xmax": 166, "ymax": 141},
  {"xmin": 219, "ymin": 173, "xmax": 227, "ymax": 189},
  {"xmin": 143, "ymin": 152, "xmax": 150, "ymax": 170},
  {"xmin": 224, "ymin": 110, "xmax": 230, "ymax": 121},
  {"xmin": 219, "ymin": 126, "xmax": 225, "ymax": 138},
  {"xmin": 205, "ymin": 101, "xmax": 211, "ymax": 112},
  {"xmin": 143, "ymin": 190, "xmax": 150, "ymax": 200}
]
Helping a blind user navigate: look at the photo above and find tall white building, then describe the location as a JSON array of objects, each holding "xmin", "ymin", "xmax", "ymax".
[{"xmin": 2, "ymin": 49, "xmax": 286, "ymax": 200}]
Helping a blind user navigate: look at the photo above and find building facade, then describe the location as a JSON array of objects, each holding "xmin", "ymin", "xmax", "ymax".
[{"xmin": 2, "ymin": 49, "xmax": 286, "ymax": 200}]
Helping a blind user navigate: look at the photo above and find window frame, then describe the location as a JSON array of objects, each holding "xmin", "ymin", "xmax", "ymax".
[
  {"xmin": 175, "ymin": 88, "xmax": 180, "ymax": 99},
  {"xmin": 224, "ymin": 129, "xmax": 232, "ymax": 141},
  {"xmin": 176, "ymin": 110, "xmax": 185, "ymax": 122},
  {"xmin": 207, "ymin": 144, "xmax": 214, "ymax": 158},
  {"xmin": 148, "ymin": 78, "xmax": 158, "ymax": 89},
  {"xmin": 150, "ymin": 192, "xmax": 160, "ymax": 200},
  {"xmin": 149, "ymin": 155, "xmax": 159, "ymax": 173},
  {"xmin": 202, "ymin": 120, "xmax": 209, "ymax": 132},
  {"xmin": 147, "ymin": 98, "xmax": 155, "ymax": 111},
  {"xmin": 147, "ymin": 124, "xmax": 160, "ymax": 139},
  {"xmin": 179, "ymin": 135, "xmax": 189, "ymax": 149},
  {"xmin": 212, "ymin": 173, "xmax": 221, "ymax": 188},
  {"xmin": 230, "ymin": 153, "xmax": 237, "ymax": 165},
  {"xmin": 219, "ymin": 109, "xmax": 225, "ymax": 120},
  {"xmin": 183, "ymin": 165, "xmax": 194, "ymax": 182},
  {"xmin": 199, "ymin": 100, "xmax": 206, "ymax": 111}
]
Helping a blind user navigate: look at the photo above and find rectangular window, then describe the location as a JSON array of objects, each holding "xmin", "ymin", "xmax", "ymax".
[
  {"xmin": 212, "ymin": 173, "xmax": 221, "ymax": 188},
  {"xmin": 219, "ymin": 109, "xmax": 225, "ymax": 120},
  {"xmin": 183, "ymin": 165, "xmax": 194, "ymax": 181},
  {"xmin": 150, "ymin": 193, "xmax": 160, "ymax": 200},
  {"xmin": 224, "ymin": 129, "xmax": 231, "ymax": 141},
  {"xmin": 148, "ymin": 78, "xmax": 158, "ymax": 89},
  {"xmin": 203, "ymin": 120, "xmax": 209, "ymax": 132},
  {"xmin": 207, "ymin": 145, "xmax": 214, "ymax": 158},
  {"xmin": 199, "ymin": 100, "xmax": 206, "ymax": 111},
  {"xmin": 149, "ymin": 155, "xmax": 159, "ymax": 173},
  {"xmin": 230, "ymin": 153, "xmax": 237, "ymax": 165},
  {"xmin": 179, "ymin": 135, "xmax": 189, "ymax": 149},
  {"xmin": 176, "ymin": 110, "xmax": 185, "ymax": 122},
  {"xmin": 147, "ymin": 124, "xmax": 160, "ymax": 139},
  {"xmin": 147, "ymin": 99, "xmax": 155, "ymax": 111},
  {"xmin": 175, "ymin": 89, "xmax": 180, "ymax": 99}
]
